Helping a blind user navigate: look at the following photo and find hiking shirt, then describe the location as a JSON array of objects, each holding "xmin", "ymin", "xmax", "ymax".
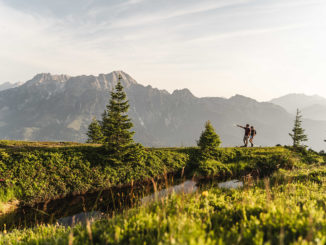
[
  {"xmin": 245, "ymin": 127, "xmax": 251, "ymax": 136},
  {"xmin": 251, "ymin": 130, "xmax": 256, "ymax": 137}
]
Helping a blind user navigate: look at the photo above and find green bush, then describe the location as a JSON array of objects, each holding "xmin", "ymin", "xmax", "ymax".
[
  {"xmin": 0, "ymin": 146, "xmax": 188, "ymax": 205},
  {"xmin": 0, "ymin": 143, "xmax": 309, "ymax": 206},
  {"xmin": 186, "ymin": 147, "xmax": 296, "ymax": 179},
  {"xmin": 197, "ymin": 121, "xmax": 221, "ymax": 158},
  {"xmin": 286, "ymin": 146, "xmax": 324, "ymax": 164},
  {"xmin": 194, "ymin": 159, "xmax": 231, "ymax": 178}
]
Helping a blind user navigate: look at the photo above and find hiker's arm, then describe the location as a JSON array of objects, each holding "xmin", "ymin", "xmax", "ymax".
[{"xmin": 237, "ymin": 125, "xmax": 245, "ymax": 129}]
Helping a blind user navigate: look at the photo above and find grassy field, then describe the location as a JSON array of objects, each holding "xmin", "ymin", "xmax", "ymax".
[
  {"xmin": 1, "ymin": 163, "xmax": 326, "ymax": 244},
  {"xmin": 0, "ymin": 140, "xmax": 310, "ymax": 207},
  {"xmin": 0, "ymin": 142, "xmax": 188, "ymax": 207},
  {"xmin": 0, "ymin": 141, "xmax": 325, "ymax": 244}
]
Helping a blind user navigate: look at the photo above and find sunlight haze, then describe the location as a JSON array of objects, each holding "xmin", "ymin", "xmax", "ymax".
[{"xmin": 0, "ymin": 0, "xmax": 325, "ymax": 101}]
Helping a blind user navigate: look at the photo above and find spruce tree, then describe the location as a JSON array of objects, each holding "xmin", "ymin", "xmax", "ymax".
[
  {"xmin": 289, "ymin": 109, "xmax": 308, "ymax": 148},
  {"xmin": 86, "ymin": 117, "xmax": 104, "ymax": 143},
  {"xmin": 102, "ymin": 74, "xmax": 143, "ymax": 164},
  {"xmin": 198, "ymin": 121, "xmax": 221, "ymax": 157}
]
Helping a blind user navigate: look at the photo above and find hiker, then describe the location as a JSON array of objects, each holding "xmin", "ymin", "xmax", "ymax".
[
  {"xmin": 237, "ymin": 124, "xmax": 251, "ymax": 147},
  {"xmin": 249, "ymin": 126, "xmax": 256, "ymax": 147}
]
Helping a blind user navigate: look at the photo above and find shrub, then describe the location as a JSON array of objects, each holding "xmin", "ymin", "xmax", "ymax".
[
  {"xmin": 0, "ymin": 146, "xmax": 188, "ymax": 205},
  {"xmin": 197, "ymin": 121, "xmax": 221, "ymax": 159},
  {"xmin": 195, "ymin": 159, "xmax": 231, "ymax": 178}
]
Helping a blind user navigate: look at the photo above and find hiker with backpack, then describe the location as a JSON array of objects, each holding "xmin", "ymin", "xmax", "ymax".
[
  {"xmin": 249, "ymin": 126, "xmax": 257, "ymax": 147},
  {"xmin": 236, "ymin": 124, "xmax": 251, "ymax": 147}
]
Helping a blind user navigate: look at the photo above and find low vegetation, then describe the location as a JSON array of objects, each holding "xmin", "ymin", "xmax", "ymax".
[
  {"xmin": 0, "ymin": 139, "xmax": 322, "ymax": 207},
  {"xmin": 2, "ymin": 162, "xmax": 326, "ymax": 244},
  {"xmin": 0, "ymin": 144, "xmax": 188, "ymax": 206}
]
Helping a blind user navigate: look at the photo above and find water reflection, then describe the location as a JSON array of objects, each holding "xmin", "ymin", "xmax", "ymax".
[
  {"xmin": 218, "ymin": 180, "xmax": 243, "ymax": 189},
  {"xmin": 0, "ymin": 178, "xmax": 245, "ymax": 231},
  {"xmin": 141, "ymin": 180, "xmax": 197, "ymax": 204},
  {"xmin": 0, "ymin": 177, "xmax": 186, "ymax": 231},
  {"xmin": 57, "ymin": 211, "xmax": 103, "ymax": 226}
]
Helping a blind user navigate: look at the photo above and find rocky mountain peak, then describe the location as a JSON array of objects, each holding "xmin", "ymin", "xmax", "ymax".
[
  {"xmin": 110, "ymin": 71, "xmax": 138, "ymax": 86},
  {"xmin": 172, "ymin": 88, "xmax": 195, "ymax": 99},
  {"xmin": 19, "ymin": 71, "xmax": 137, "ymax": 92},
  {"xmin": 25, "ymin": 73, "xmax": 70, "ymax": 87}
]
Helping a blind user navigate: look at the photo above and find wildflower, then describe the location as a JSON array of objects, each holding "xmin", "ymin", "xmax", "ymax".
[
  {"xmin": 202, "ymin": 191, "xmax": 209, "ymax": 197},
  {"xmin": 170, "ymin": 237, "xmax": 176, "ymax": 244}
]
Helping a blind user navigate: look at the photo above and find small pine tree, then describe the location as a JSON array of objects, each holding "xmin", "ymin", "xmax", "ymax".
[
  {"xmin": 87, "ymin": 117, "xmax": 104, "ymax": 143},
  {"xmin": 198, "ymin": 121, "xmax": 221, "ymax": 157},
  {"xmin": 289, "ymin": 109, "xmax": 308, "ymax": 148},
  {"xmin": 101, "ymin": 74, "xmax": 143, "ymax": 164}
]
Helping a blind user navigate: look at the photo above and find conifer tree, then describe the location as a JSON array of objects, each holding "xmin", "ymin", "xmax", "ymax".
[
  {"xmin": 86, "ymin": 117, "xmax": 104, "ymax": 143},
  {"xmin": 101, "ymin": 74, "xmax": 143, "ymax": 164},
  {"xmin": 289, "ymin": 109, "xmax": 308, "ymax": 148},
  {"xmin": 198, "ymin": 121, "xmax": 221, "ymax": 157}
]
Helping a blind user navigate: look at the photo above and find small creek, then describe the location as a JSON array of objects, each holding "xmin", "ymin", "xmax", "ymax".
[{"xmin": 0, "ymin": 178, "xmax": 243, "ymax": 231}]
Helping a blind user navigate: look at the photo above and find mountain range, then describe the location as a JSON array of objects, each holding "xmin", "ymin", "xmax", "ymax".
[
  {"xmin": 0, "ymin": 71, "xmax": 325, "ymax": 150},
  {"xmin": 270, "ymin": 94, "xmax": 326, "ymax": 121},
  {"xmin": 0, "ymin": 81, "xmax": 22, "ymax": 91}
]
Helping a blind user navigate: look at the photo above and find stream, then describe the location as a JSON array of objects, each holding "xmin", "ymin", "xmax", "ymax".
[{"xmin": 0, "ymin": 178, "xmax": 243, "ymax": 231}]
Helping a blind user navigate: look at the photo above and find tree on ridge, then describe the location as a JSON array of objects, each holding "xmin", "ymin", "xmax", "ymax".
[
  {"xmin": 87, "ymin": 74, "xmax": 143, "ymax": 164},
  {"xmin": 289, "ymin": 109, "xmax": 308, "ymax": 148},
  {"xmin": 87, "ymin": 117, "xmax": 104, "ymax": 143},
  {"xmin": 198, "ymin": 120, "xmax": 221, "ymax": 157}
]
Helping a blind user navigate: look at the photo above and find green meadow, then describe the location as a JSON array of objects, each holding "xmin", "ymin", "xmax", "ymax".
[{"xmin": 0, "ymin": 140, "xmax": 325, "ymax": 244}]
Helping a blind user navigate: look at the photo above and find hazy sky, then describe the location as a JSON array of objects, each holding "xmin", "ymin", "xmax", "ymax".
[{"xmin": 0, "ymin": 0, "xmax": 325, "ymax": 101}]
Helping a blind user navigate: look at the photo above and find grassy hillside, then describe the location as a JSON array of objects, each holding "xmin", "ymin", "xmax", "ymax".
[
  {"xmin": 0, "ymin": 141, "xmax": 188, "ymax": 207},
  {"xmin": 0, "ymin": 141, "xmax": 325, "ymax": 244},
  {"xmin": 2, "ymin": 163, "xmax": 326, "ymax": 244},
  {"xmin": 0, "ymin": 140, "xmax": 322, "ymax": 208}
]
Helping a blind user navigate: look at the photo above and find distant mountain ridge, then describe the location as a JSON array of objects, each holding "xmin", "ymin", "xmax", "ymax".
[
  {"xmin": 270, "ymin": 94, "xmax": 326, "ymax": 121},
  {"xmin": 0, "ymin": 81, "xmax": 23, "ymax": 91},
  {"xmin": 0, "ymin": 71, "xmax": 326, "ymax": 150}
]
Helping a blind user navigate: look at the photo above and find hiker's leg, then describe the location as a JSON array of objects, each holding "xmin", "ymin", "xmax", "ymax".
[
  {"xmin": 249, "ymin": 137, "xmax": 253, "ymax": 147},
  {"xmin": 244, "ymin": 136, "xmax": 248, "ymax": 147}
]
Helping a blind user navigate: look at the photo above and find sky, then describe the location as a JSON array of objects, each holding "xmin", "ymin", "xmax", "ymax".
[{"xmin": 0, "ymin": 0, "xmax": 325, "ymax": 101}]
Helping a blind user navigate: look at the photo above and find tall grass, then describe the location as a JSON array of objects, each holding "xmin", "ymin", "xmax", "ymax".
[
  {"xmin": 2, "ymin": 164, "xmax": 326, "ymax": 244},
  {"xmin": 0, "ymin": 143, "xmax": 306, "ymax": 206},
  {"xmin": 0, "ymin": 187, "xmax": 19, "ymax": 203}
]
